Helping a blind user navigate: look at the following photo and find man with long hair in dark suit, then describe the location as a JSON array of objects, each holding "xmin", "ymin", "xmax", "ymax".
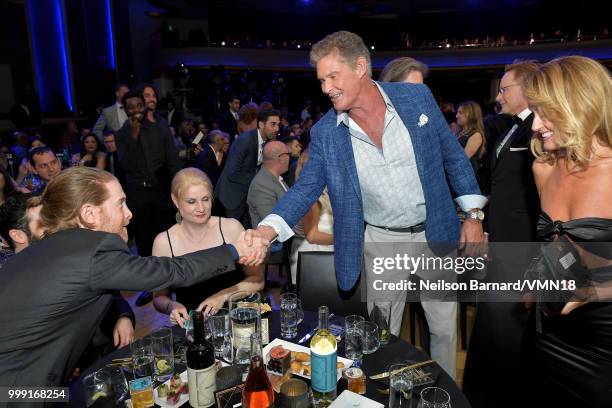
[{"xmin": 0, "ymin": 167, "xmax": 267, "ymax": 391}]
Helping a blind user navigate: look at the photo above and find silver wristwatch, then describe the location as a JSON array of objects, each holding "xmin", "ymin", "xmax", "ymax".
[{"xmin": 465, "ymin": 209, "xmax": 485, "ymax": 222}]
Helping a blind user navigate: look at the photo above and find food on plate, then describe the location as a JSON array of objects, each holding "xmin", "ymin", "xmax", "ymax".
[
  {"xmin": 157, "ymin": 373, "xmax": 188, "ymax": 405},
  {"xmin": 267, "ymin": 345, "xmax": 291, "ymax": 375},
  {"xmin": 268, "ymin": 344, "xmax": 347, "ymax": 378},
  {"xmin": 292, "ymin": 351, "xmax": 310, "ymax": 362}
]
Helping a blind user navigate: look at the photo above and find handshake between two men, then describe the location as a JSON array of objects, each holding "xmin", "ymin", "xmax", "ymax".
[{"xmin": 230, "ymin": 226, "xmax": 278, "ymax": 266}]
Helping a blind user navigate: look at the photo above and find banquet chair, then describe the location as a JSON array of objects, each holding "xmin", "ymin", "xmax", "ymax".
[{"xmin": 296, "ymin": 251, "xmax": 367, "ymax": 317}]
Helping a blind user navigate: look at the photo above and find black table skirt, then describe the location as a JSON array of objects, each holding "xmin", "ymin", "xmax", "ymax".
[{"xmin": 70, "ymin": 311, "xmax": 470, "ymax": 407}]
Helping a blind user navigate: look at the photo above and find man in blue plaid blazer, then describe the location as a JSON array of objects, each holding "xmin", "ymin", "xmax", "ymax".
[{"xmin": 250, "ymin": 31, "xmax": 486, "ymax": 378}]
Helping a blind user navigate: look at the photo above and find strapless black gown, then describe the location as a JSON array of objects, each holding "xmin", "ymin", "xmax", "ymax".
[{"xmin": 523, "ymin": 212, "xmax": 612, "ymax": 408}]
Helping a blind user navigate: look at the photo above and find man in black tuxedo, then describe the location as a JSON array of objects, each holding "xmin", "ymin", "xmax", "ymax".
[
  {"xmin": 488, "ymin": 62, "xmax": 541, "ymax": 244},
  {"xmin": 463, "ymin": 61, "xmax": 541, "ymax": 408},
  {"xmin": 214, "ymin": 109, "xmax": 280, "ymax": 228},
  {"xmin": 0, "ymin": 167, "xmax": 268, "ymax": 389},
  {"xmin": 217, "ymin": 95, "xmax": 241, "ymax": 143}
]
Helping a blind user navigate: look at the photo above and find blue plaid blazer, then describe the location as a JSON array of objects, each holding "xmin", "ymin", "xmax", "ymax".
[{"xmin": 271, "ymin": 82, "xmax": 481, "ymax": 290}]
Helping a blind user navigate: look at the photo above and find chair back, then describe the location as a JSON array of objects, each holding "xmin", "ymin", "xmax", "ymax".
[{"xmin": 296, "ymin": 251, "xmax": 367, "ymax": 317}]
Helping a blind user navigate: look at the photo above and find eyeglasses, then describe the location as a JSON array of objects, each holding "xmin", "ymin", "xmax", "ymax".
[{"xmin": 498, "ymin": 83, "xmax": 520, "ymax": 94}]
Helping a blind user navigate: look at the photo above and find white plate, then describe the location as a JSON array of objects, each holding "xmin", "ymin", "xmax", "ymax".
[
  {"xmin": 329, "ymin": 390, "xmax": 384, "ymax": 408},
  {"xmin": 262, "ymin": 338, "xmax": 352, "ymax": 381},
  {"xmin": 154, "ymin": 371, "xmax": 189, "ymax": 408}
]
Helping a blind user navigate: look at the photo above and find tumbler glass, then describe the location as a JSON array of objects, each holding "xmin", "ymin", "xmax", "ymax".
[
  {"xmin": 344, "ymin": 315, "xmax": 365, "ymax": 362},
  {"xmin": 359, "ymin": 321, "xmax": 380, "ymax": 355}
]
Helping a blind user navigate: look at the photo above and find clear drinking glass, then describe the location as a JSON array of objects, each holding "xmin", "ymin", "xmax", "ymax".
[
  {"xmin": 151, "ymin": 327, "xmax": 174, "ymax": 382},
  {"xmin": 232, "ymin": 331, "xmax": 252, "ymax": 381},
  {"xmin": 359, "ymin": 321, "xmax": 380, "ymax": 355},
  {"xmin": 419, "ymin": 387, "xmax": 451, "ymax": 408},
  {"xmin": 130, "ymin": 338, "xmax": 155, "ymax": 380},
  {"xmin": 210, "ymin": 308, "xmax": 232, "ymax": 361},
  {"xmin": 345, "ymin": 315, "xmax": 365, "ymax": 362},
  {"xmin": 296, "ymin": 299, "xmax": 304, "ymax": 324},
  {"xmin": 96, "ymin": 366, "xmax": 129, "ymax": 403},
  {"xmin": 280, "ymin": 292, "xmax": 299, "ymax": 339},
  {"xmin": 83, "ymin": 371, "xmax": 111, "ymax": 407},
  {"xmin": 388, "ymin": 363, "xmax": 414, "ymax": 408},
  {"xmin": 370, "ymin": 301, "xmax": 392, "ymax": 345},
  {"xmin": 229, "ymin": 291, "xmax": 261, "ymax": 341}
]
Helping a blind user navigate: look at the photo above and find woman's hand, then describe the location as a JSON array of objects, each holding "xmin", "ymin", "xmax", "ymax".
[
  {"xmin": 80, "ymin": 153, "xmax": 93, "ymax": 165},
  {"xmin": 113, "ymin": 316, "xmax": 134, "ymax": 348},
  {"xmin": 18, "ymin": 159, "xmax": 31, "ymax": 178},
  {"xmin": 560, "ymin": 281, "xmax": 610, "ymax": 315},
  {"xmin": 168, "ymin": 302, "xmax": 190, "ymax": 327},
  {"xmin": 197, "ymin": 293, "xmax": 226, "ymax": 316}
]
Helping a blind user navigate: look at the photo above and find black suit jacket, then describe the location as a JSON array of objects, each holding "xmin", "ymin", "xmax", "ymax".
[
  {"xmin": 479, "ymin": 114, "xmax": 514, "ymax": 195},
  {"xmin": 214, "ymin": 129, "xmax": 259, "ymax": 210},
  {"xmin": 196, "ymin": 145, "xmax": 222, "ymax": 186},
  {"xmin": 218, "ymin": 111, "xmax": 239, "ymax": 143},
  {"xmin": 488, "ymin": 113, "xmax": 540, "ymax": 242},
  {"xmin": 166, "ymin": 109, "xmax": 183, "ymax": 129},
  {"xmin": 0, "ymin": 228, "xmax": 236, "ymax": 387}
]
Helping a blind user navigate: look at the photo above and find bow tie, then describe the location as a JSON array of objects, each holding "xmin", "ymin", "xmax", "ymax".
[{"xmin": 513, "ymin": 115, "xmax": 523, "ymax": 125}]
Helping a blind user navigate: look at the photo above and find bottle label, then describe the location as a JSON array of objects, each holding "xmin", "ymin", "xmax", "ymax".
[
  {"xmin": 188, "ymin": 365, "xmax": 216, "ymax": 407},
  {"xmin": 129, "ymin": 376, "xmax": 152, "ymax": 392},
  {"xmin": 311, "ymin": 349, "xmax": 337, "ymax": 393}
]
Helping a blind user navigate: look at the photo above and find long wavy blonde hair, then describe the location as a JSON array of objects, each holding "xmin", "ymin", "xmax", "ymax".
[
  {"xmin": 524, "ymin": 56, "xmax": 612, "ymax": 167},
  {"xmin": 457, "ymin": 101, "xmax": 486, "ymax": 158}
]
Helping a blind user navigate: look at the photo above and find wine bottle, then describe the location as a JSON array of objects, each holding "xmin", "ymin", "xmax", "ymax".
[
  {"xmin": 242, "ymin": 332, "xmax": 274, "ymax": 408},
  {"xmin": 187, "ymin": 311, "xmax": 216, "ymax": 408},
  {"xmin": 311, "ymin": 306, "xmax": 337, "ymax": 407}
]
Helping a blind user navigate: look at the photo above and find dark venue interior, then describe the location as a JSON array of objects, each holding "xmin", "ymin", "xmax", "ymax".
[{"xmin": 0, "ymin": 1, "xmax": 611, "ymax": 407}]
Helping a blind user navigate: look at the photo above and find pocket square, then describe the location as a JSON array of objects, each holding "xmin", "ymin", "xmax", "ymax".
[
  {"xmin": 510, "ymin": 147, "xmax": 528, "ymax": 151},
  {"xmin": 418, "ymin": 114, "xmax": 429, "ymax": 127}
]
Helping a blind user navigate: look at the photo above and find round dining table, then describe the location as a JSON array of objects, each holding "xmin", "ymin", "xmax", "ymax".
[{"xmin": 69, "ymin": 310, "xmax": 471, "ymax": 407}]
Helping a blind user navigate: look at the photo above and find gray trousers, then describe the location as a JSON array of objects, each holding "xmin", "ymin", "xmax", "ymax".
[{"xmin": 364, "ymin": 225, "xmax": 457, "ymax": 380}]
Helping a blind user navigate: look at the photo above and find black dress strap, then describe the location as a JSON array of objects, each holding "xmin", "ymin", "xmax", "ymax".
[
  {"xmin": 218, "ymin": 218, "xmax": 226, "ymax": 244},
  {"xmin": 166, "ymin": 230, "xmax": 175, "ymax": 257}
]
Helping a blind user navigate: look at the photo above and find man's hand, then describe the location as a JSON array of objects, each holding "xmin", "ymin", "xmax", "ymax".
[
  {"xmin": 232, "ymin": 231, "xmax": 270, "ymax": 266},
  {"xmin": 113, "ymin": 316, "xmax": 134, "ymax": 348},
  {"xmin": 459, "ymin": 219, "xmax": 485, "ymax": 256},
  {"xmin": 245, "ymin": 226, "xmax": 277, "ymax": 246}
]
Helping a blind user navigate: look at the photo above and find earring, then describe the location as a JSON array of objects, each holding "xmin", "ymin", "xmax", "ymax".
[{"xmin": 175, "ymin": 211, "xmax": 182, "ymax": 223}]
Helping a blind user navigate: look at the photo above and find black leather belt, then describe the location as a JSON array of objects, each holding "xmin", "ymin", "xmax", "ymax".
[{"xmin": 366, "ymin": 222, "xmax": 425, "ymax": 233}]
